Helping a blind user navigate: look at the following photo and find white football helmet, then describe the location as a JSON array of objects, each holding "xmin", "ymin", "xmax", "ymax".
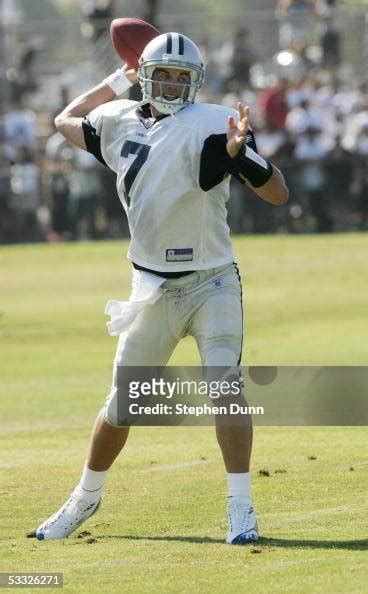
[{"xmin": 138, "ymin": 32, "xmax": 205, "ymax": 115}]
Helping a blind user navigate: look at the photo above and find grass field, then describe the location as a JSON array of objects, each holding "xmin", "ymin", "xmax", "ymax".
[{"xmin": 0, "ymin": 234, "xmax": 367, "ymax": 593}]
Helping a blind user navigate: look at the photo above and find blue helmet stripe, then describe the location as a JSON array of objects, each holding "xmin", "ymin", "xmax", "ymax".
[{"xmin": 178, "ymin": 34, "xmax": 184, "ymax": 55}]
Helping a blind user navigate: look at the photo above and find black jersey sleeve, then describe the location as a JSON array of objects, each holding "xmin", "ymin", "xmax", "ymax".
[
  {"xmin": 199, "ymin": 129, "xmax": 259, "ymax": 191},
  {"xmin": 82, "ymin": 118, "xmax": 108, "ymax": 167},
  {"xmin": 199, "ymin": 133, "xmax": 231, "ymax": 191}
]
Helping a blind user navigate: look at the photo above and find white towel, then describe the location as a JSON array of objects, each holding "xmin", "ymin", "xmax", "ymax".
[{"xmin": 104, "ymin": 269, "xmax": 166, "ymax": 336}]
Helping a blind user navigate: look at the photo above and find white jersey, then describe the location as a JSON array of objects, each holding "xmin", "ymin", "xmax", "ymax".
[{"xmin": 86, "ymin": 100, "xmax": 238, "ymax": 272}]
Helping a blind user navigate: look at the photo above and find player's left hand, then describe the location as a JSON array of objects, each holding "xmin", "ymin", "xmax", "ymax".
[{"xmin": 226, "ymin": 102, "xmax": 250, "ymax": 159}]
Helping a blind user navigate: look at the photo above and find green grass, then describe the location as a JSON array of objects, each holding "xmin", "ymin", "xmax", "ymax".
[{"xmin": 0, "ymin": 234, "xmax": 367, "ymax": 593}]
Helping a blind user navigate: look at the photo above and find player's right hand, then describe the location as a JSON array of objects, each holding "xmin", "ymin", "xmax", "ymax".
[{"xmin": 122, "ymin": 64, "xmax": 138, "ymax": 85}]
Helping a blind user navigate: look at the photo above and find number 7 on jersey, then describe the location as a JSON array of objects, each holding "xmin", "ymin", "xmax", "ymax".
[{"xmin": 120, "ymin": 140, "xmax": 151, "ymax": 207}]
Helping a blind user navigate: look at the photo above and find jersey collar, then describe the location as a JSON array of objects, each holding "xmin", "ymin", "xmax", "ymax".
[{"xmin": 136, "ymin": 104, "xmax": 169, "ymax": 129}]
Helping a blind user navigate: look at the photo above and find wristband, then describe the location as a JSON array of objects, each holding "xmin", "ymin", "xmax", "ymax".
[
  {"xmin": 229, "ymin": 144, "xmax": 273, "ymax": 187},
  {"xmin": 103, "ymin": 68, "xmax": 133, "ymax": 96}
]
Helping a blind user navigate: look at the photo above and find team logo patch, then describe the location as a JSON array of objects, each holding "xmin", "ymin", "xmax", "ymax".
[{"xmin": 166, "ymin": 248, "xmax": 193, "ymax": 262}]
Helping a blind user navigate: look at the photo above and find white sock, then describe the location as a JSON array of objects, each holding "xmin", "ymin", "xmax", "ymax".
[
  {"xmin": 75, "ymin": 465, "xmax": 107, "ymax": 501},
  {"xmin": 227, "ymin": 472, "xmax": 251, "ymax": 504}
]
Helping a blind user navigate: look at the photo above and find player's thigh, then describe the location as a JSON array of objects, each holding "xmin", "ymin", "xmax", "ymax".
[
  {"xmin": 191, "ymin": 276, "xmax": 243, "ymax": 366},
  {"xmin": 105, "ymin": 295, "xmax": 177, "ymax": 426},
  {"xmin": 114, "ymin": 296, "xmax": 177, "ymax": 367}
]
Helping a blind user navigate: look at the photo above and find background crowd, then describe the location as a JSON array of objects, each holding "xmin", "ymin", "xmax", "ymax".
[{"xmin": 1, "ymin": 0, "xmax": 368, "ymax": 243}]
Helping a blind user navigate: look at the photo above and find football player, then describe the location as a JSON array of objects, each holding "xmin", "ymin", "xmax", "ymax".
[{"xmin": 29, "ymin": 33, "xmax": 288, "ymax": 544}]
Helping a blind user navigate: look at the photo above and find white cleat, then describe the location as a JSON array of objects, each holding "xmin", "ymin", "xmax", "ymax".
[
  {"xmin": 30, "ymin": 490, "xmax": 101, "ymax": 541},
  {"xmin": 226, "ymin": 497, "xmax": 259, "ymax": 545}
]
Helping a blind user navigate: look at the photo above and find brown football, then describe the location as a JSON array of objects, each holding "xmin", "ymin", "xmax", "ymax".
[{"xmin": 110, "ymin": 17, "xmax": 161, "ymax": 70}]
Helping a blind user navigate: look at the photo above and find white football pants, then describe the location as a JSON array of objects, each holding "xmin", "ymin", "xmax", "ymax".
[{"xmin": 104, "ymin": 262, "xmax": 243, "ymax": 426}]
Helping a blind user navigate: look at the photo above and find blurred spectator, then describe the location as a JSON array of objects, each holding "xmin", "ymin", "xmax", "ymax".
[
  {"xmin": 254, "ymin": 121, "xmax": 291, "ymax": 160},
  {"xmin": 294, "ymin": 124, "xmax": 335, "ymax": 231},
  {"xmin": 354, "ymin": 124, "xmax": 368, "ymax": 157},
  {"xmin": 4, "ymin": 99, "xmax": 37, "ymax": 160},
  {"xmin": 276, "ymin": 0, "xmax": 316, "ymax": 51},
  {"xmin": 197, "ymin": 36, "xmax": 222, "ymax": 98},
  {"xmin": 0, "ymin": 140, "xmax": 14, "ymax": 243},
  {"xmin": 228, "ymin": 178, "xmax": 278, "ymax": 234},
  {"xmin": 99, "ymin": 167, "xmax": 129, "ymax": 238},
  {"xmin": 52, "ymin": 86, "xmax": 71, "ymax": 124},
  {"xmin": 287, "ymin": 75, "xmax": 314, "ymax": 108},
  {"xmin": 69, "ymin": 148, "xmax": 104, "ymax": 240},
  {"xmin": 325, "ymin": 137, "xmax": 354, "ymax": 230},
  {"xmin": 349, "ymin": 158, "xmax": 368, "ymax": 230},
  {"xmin": 142, "ymin": 0, "xmax": 159, "ymax": 28},
  {"xmin": 325, "ymin": 81, "xmax": 367, "ymax": 118},
  {"xmin": 258, "ymin": 78, "xmax": 289, "ymax": 129},
  {"xmin": 44, "ymin": 132, "xmax": 106, "ymax": 241},
  {"xmin": 342, "ymin": 110, "xmax": 368, "ymax": 155},
  {"xmin": 7, "ymin": 41, "xmax": 40, "ymax": 102},
  {"xmin": 44, "ymin": 132, "xmax": 73, "ymax": 240},
  {"xmin": 225, "ymin": 29, "xmax": 258, "ymax": 91},
  {"xmin": 315, "ymin": 0, "xmax": 341, "ymax": 68},
  {"xmin": 285, "ymin": 98, "xmax": 325, "ymax": 137},
  {"xmin": 227, "ymin": 178, "xmax": 247, "ymax": 234},
  {"xmin": 83, "ymin": 0, "xmax": 115, "ymax": 42},
  {"xmin": 221, "ymin": 85, "xmax": 257, "ymax": 119},
  {"xmin": 9, "ymin": 145, "xmax": 41, "ymax": 241}
]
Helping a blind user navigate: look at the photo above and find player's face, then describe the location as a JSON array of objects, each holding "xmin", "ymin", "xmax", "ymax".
[{"xmin": 152, "ymin": 68, "xmax": 191, "ymax": 103}]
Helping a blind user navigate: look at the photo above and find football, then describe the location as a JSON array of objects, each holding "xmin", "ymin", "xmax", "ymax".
[{"xmin": 110, "ymin": 17, "xmax": 161, "ymax": 70}]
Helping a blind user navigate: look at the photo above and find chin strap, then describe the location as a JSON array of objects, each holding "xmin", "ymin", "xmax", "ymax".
[{"xmin": 117, "ymin": 97, "xmax": 183, "ymax": 119}]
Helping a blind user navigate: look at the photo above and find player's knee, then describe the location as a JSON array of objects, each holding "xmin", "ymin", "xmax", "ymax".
[
  {"xmin": 203, "ymin": 346, "xmax": 240, "ymax": 367},
  {"xmin": 104, "ymin": 382, "xmax": 136, "ymax": 427},
  {"xmin": 104, "ymin": 388, "xmax": 120, "ymax": 427}
]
